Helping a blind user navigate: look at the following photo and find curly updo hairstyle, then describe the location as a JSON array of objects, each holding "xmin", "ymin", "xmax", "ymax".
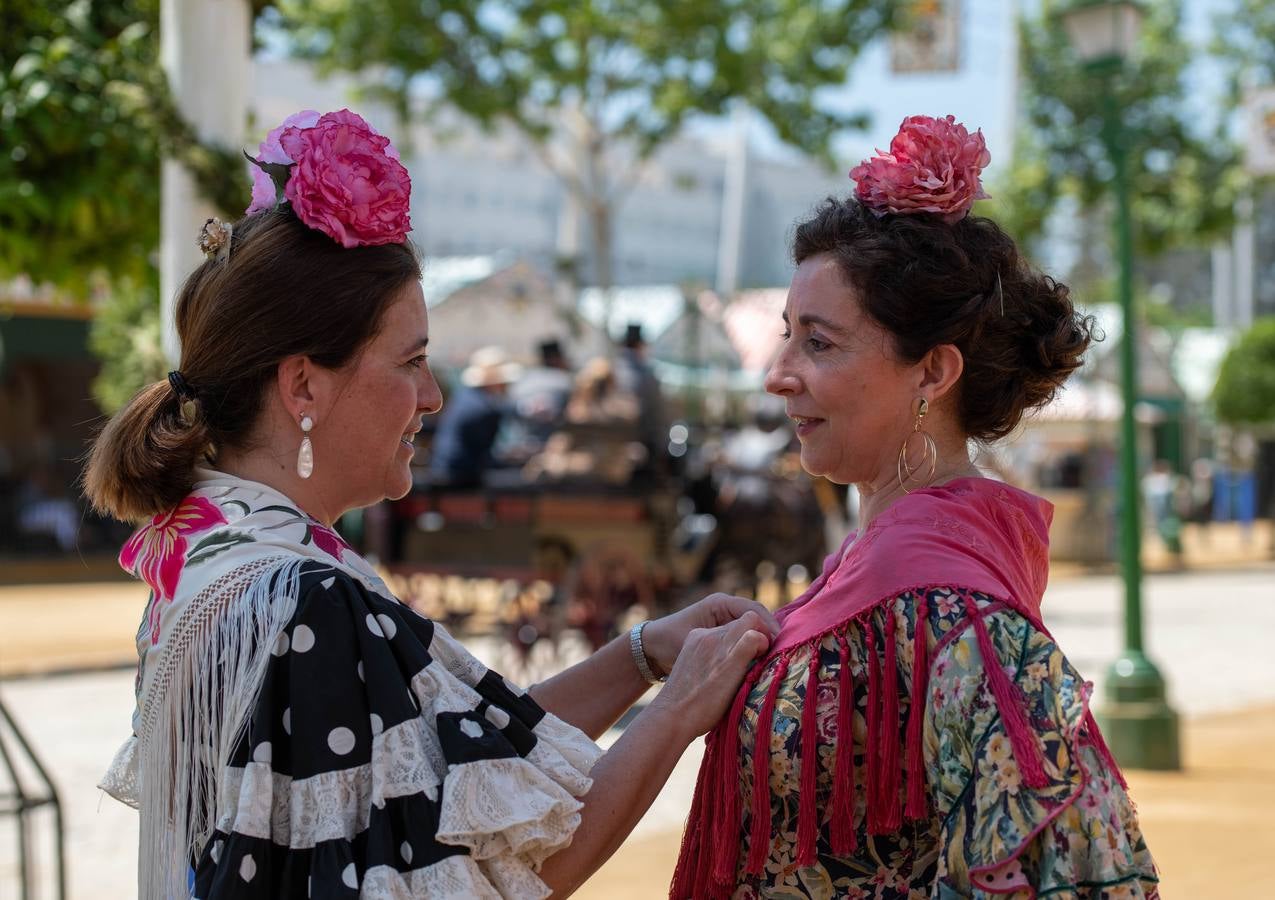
[
  {"xmin": 84, "ymin": 207, "xmax": 422, "ymax": 523},
  {"xmin": 792, "ymin": 198, "xmax": 1094, "ymax": 442}
]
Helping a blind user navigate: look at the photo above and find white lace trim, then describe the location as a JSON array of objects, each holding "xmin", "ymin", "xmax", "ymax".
[
  {"xmin": 360, "ymin": 855, "xmax": 543, "ymax": 900},
  {"xmin": 99, "ymin": 733, "xmax": 140, "ymax": 808},
  {"xmin": 437, "ymin": 756, "xmax": 584, "ymax": 866},
  {"xmin": 213, "ymin": 664, "xmax": 598, "ymax": 861},
  {"xmin": 216, "ymin": 713, "xmax": 442, "ymax": 846}
]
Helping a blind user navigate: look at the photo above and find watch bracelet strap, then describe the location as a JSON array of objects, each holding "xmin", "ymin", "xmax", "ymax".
[{"xmin": 629, "ymin": 620, "xmax": 666, "ymax": 685}]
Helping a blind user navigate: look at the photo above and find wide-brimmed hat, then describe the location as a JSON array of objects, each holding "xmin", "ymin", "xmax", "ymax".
[{"xmin": 461, "ymin": 346, "xmax": 523, "ymax": 387}]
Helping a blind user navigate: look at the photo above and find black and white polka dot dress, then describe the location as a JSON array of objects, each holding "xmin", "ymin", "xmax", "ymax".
[{"xmin": 190, "ymin": 562, "xmax": 600, "ymax": 898}]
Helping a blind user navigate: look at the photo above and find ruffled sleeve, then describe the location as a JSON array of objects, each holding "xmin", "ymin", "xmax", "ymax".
[
  {"xmin": 925, "ymin": 596, "xmax": 1160, "ymax": 898},
  {"xmin": 192, "ymin": 564, "xmax": 600, "ymax": 900}
]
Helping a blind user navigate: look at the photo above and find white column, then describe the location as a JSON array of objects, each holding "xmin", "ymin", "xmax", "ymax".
[
  {"xmin": 1211, "ymin": 240, "xmax": 1234, "ymax": 328},
  {"xmin": 160, "ymin": 0, "xmax": 251, "ymax": 364},
  {"xmin": 1233, "ymin": 193, "xmax": 1256, "ymax": 330},
  {"xmin": 714, "ymin": 106, "xmax": 749, "ymax": 297}
]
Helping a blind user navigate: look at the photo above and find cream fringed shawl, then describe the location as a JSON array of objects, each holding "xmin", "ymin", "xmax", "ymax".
[{"xmin": 100, "ymin": 470, "xmax": 399, "ymax": 900}]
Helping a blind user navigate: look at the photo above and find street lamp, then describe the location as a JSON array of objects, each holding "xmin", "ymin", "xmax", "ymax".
[{"xmin": 1059, "ymin": 0, "xmax": 1181, "ymax": 770}]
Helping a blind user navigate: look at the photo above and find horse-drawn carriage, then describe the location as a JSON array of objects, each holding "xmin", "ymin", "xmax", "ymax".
[{"xmin": 377, "ymin": 422, "xmax": 832, "ymax": 673}]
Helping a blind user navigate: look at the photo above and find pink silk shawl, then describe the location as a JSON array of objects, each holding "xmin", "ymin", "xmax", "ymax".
[{"xmin": 772, "ymin": 476, "xmax": 1053, "ymax": 655}]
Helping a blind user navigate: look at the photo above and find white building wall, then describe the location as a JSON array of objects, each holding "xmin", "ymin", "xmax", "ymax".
[{"xmin": 249, "ymin": 59, "xmax": 853, "ymax": 290}]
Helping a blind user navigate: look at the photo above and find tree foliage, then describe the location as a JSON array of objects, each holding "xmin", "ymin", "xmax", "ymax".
[
  {"xmin": 985, "ymin": 0, "xmax": 1242, "ymax": 259},
  {"xmin": 272, "ymin": 0, "xmax": 900, "ymax": 288},
  {"xmin": 0, "ymin": 0, "xmax": 247, "ymax": 297},
  {"xmin": 1213, "ymin": 317, "xmax": 1275, "ymax": 425}
]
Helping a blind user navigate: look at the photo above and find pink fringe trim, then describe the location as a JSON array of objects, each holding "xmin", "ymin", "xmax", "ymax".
[
  {"xmin": 745, "ymin": 654, "xmax": 789, "ymax": 875},
  {"xmin": 829, "ymin": 630, "xmax": 858, "ymax": 855},
  {"xmin": 796, "ymin": 645, "xmax": 822, "ymax": 866},
  {"xmin": 967, "ymin": 593, "xmax": 1049, "ymax": 789}
]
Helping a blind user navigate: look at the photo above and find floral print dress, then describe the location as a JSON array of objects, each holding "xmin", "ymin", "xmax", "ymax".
[{"xmin": 727, "ymin": 588, "xmax": 1158, "ymax": 899}]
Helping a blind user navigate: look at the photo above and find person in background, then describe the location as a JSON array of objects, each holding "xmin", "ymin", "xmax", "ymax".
[
  {"xmin": 612, "ymin": 323, "xmax": 667, "ymax": 475},
  {"xmin": 509, "ymin": 338, "xmax": 574, "ymax": 444},
  {"xmin": 427, "ymin": 345, "xmax": 521, "ymax": 489}
]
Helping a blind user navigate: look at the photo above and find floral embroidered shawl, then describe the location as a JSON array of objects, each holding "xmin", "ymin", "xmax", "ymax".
[
  {"xmin": 670, "ymin": 477, "xmax": 1118, "ymax": 899},
  {"xmin": 101, "ymin": 469, "xmax": 392, "ymax": 900}
]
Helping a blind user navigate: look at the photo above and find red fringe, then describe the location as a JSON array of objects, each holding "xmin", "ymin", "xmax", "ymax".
[
  {"xmin": 905, "ymin": 592, "xmax": 930, "ymax": 819},
  {"xmin": 745, "ymin": 654, "xmax": 789, "ymax": 876},
  {"xmin": 670, "ymin": 729, "xmax": 712, "ymax": 900},
  {"xmin": 864, "ymin": 622, "xmax": 884, "ymax": 833},
  {"xmin": 876, "ymin": 610, "xmax": 903, "ymax": 833},
  {"xmin": 711, "ymin": 666, "xmax": 762, "ymax": 883},
  {"xmin": 829, "ymin": 631, "xmax": 857, "ymax": 855},
  {"xmin": 1084, "ymin": 707, "xmax": 1130, "ymax": 791},
  {"xmin": 795, "ymin": 645, "xmax": 822, "ymax": 867},
  {"xmin": 671, "ymin": 664, "xmax": 762, "ymax": 900},
  {"xmin": 968, "ymin": 595, "xmax": 1049, "ymax": 789}
]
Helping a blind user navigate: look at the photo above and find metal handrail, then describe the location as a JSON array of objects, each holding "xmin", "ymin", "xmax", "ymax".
[{"xmin": 0, "ymin": 694, "xmax": 66, "ymax": 900}]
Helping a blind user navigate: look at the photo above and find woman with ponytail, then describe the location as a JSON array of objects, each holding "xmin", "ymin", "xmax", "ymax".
[
  {"xmin": 671, "ymin": 116, "xmax": 1159, "ymax": 899},
  {"xmin": 87, "ymin": 109, "xmax": 775, "ymax": 899}
]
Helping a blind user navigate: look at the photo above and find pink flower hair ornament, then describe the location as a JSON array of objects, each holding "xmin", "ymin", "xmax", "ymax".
[
  {"xmin": 849, "ymin": 114, "xmax": 991, "ymax": 225},
  {"xmin": 244, "ymin": 108, "xmax": 412, "ymax": 248}
]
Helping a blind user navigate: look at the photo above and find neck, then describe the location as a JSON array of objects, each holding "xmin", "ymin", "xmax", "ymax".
[
  {"xmin": 856, "ymin": 437, "xmax": 980, "ymax": 531},
  {"xmin": 213, "ymin": 448, "xmax": 340, "ymax": 527}
]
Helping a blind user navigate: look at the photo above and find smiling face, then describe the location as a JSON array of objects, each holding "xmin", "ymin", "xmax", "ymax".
[
  {"xmin": 315, "ymin": 281, "xmax": 442, "ymax": 508},
  {"xmin": 764, "ymin": 254, "xmax": 921, "ymax": 486}
]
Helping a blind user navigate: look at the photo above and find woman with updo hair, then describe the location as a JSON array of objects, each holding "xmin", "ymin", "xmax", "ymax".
[
  {"xmin": 86, "ymin": 109, "xmax": 778, "ymax": 899},
  {"xmin": 673, "ymin": 116, "xmax": 1159, "ymax": 899}
]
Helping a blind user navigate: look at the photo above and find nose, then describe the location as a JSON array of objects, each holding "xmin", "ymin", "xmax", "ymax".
[
  {"xmin": 764, "ymin": 351, "xmax": 799, "ymax": 397},
  {"xmin": 419, "ymin": 368, "xmax": 444, "ymax": 416}
]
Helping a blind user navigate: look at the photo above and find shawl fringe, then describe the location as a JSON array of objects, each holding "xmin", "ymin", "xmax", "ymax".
[
  {"xmin": 671, "ymin": 587, "xmax": 1064, "ymax": 899},
  {"xmin": 137, "ymin": 556, "xmax": 302, "ymax": 900}
]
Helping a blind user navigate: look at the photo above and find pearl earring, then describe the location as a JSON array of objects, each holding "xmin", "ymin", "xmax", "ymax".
[{"xmin": 297, "ymin": 415, "xmax": 314, "ymax": 479}]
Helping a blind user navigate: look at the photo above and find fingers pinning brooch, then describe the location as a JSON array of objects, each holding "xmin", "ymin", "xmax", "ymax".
[{"xmin": 197, "ymin": 217, "xmax": 233, "ymax": 261}]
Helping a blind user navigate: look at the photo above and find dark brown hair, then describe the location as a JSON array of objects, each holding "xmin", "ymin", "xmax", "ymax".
[
  {"xmin": 84, "ymin": 208, "xmax": 421, "ymax": 522},
  {"xmin": 792, "ymin": 198, "xmax": 1094, "ymax": 441}
]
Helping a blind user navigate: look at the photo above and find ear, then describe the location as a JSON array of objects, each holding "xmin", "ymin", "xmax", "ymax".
[
  {"xmin": 276, "ymin": 355, "xmax": 320, "ymax": 424},
  {"xmin": 917, "ymin": 343, "xmax": 964, "ymax": 403}
]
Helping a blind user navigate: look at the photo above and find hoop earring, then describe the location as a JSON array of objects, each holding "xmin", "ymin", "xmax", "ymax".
[
  {"xmin": 896, "ymin": 398, "xmax": 937, "ymax": 494},
  {"xmin": 297, "ymin": 415, "xmax": 315, "ymax": 479}
]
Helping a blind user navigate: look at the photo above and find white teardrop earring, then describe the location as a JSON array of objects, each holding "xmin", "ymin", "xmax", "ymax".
[{"xmin": 297, "ymin": 415, "xmax": 314, "ymax": 479}]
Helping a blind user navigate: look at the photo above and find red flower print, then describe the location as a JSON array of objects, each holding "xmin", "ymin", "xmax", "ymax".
[
  {"xmin": 119, "ymin": 496, "xmax": 226, "ymax": 640},
  {"xmin": 310, "ymin": 523, "xmax": 353, "ymax": 561}
]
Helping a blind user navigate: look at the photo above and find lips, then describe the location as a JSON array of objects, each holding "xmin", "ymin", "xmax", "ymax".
[{"xmin": 789, "ymin": 414, "xmax": 825, "ymax": 438}]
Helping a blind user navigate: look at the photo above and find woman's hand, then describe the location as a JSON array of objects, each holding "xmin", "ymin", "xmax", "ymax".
[
  {"xmin": 641, "ymin": 593, "xmax": 779, "ymax": 677},
  {"xmin": 648, "ymin": 613, "xmax": 773, "ymax": 741}
]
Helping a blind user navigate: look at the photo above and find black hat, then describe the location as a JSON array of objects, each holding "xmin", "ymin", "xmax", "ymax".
[{"xmin": 622, "ymin": 323, "xmax": 645, "ymax": 348}]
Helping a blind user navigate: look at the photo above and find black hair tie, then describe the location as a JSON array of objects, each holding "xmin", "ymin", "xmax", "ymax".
[{"xmin": 168, "ymin": 370, "xmax": 196, "ymax": 400}]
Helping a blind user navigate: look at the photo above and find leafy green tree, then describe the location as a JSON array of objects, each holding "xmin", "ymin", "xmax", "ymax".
[
  {"xmin": 1, "ymin": 0, "xmax": 247, "ymax": 295},
  {"xmin": 273, "ymin": 0, "xmax": 900, "ymax": 289},
  {"xmin": 2, "ymin": 0, "xmax": 257, "ymax": 410},
  {"xmin": 984, "ymin": 0, "xmax": 1242, "ymax": 261},
  {"xmin": 1213, "ymin": 317, "xmax": 1275, "ymax": 425},
  {"xmin": 1211, "ymin": 0, "xmax": 1275, "ymax": 106}
]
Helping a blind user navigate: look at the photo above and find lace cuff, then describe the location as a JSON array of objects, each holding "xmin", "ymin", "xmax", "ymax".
[
  {"xmin": 437, "ymin": 711, "xmax": 600, "ymax": 869},
  {"xmin": 99, "ymin": 734, "xmax": 141, "ymax": 809}
]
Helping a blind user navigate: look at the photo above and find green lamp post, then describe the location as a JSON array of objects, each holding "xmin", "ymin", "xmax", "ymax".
[{"xmin": 1059, "ymin": 0, "xmax": 1181, "ymax": 770}]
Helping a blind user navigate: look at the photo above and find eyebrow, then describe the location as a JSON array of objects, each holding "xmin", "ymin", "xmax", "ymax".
[
  {"xmin": 782, "ymin": 312, "xmax": 850, "ymax": 336},
  {"xmin": 402, "ymin": 336, "xmax": 429, "ymax": 353}
]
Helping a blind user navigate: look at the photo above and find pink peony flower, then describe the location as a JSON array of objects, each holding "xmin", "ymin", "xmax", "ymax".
[
  {"xmin": 849, "ymin": 114, "xmax": 991, "ymax": 224},
  {"xmin": 278, "ymin": 109, "xmax": 412, "ymax": 248},
  {"xmin": 245, "ymin": 109, "xmax": 321, "ymax": 215}
]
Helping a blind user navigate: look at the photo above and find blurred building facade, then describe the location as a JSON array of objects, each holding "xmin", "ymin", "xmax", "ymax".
[{"xmin": 250, "ymin": 59, "xmax": 846, "ymax": 291}]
